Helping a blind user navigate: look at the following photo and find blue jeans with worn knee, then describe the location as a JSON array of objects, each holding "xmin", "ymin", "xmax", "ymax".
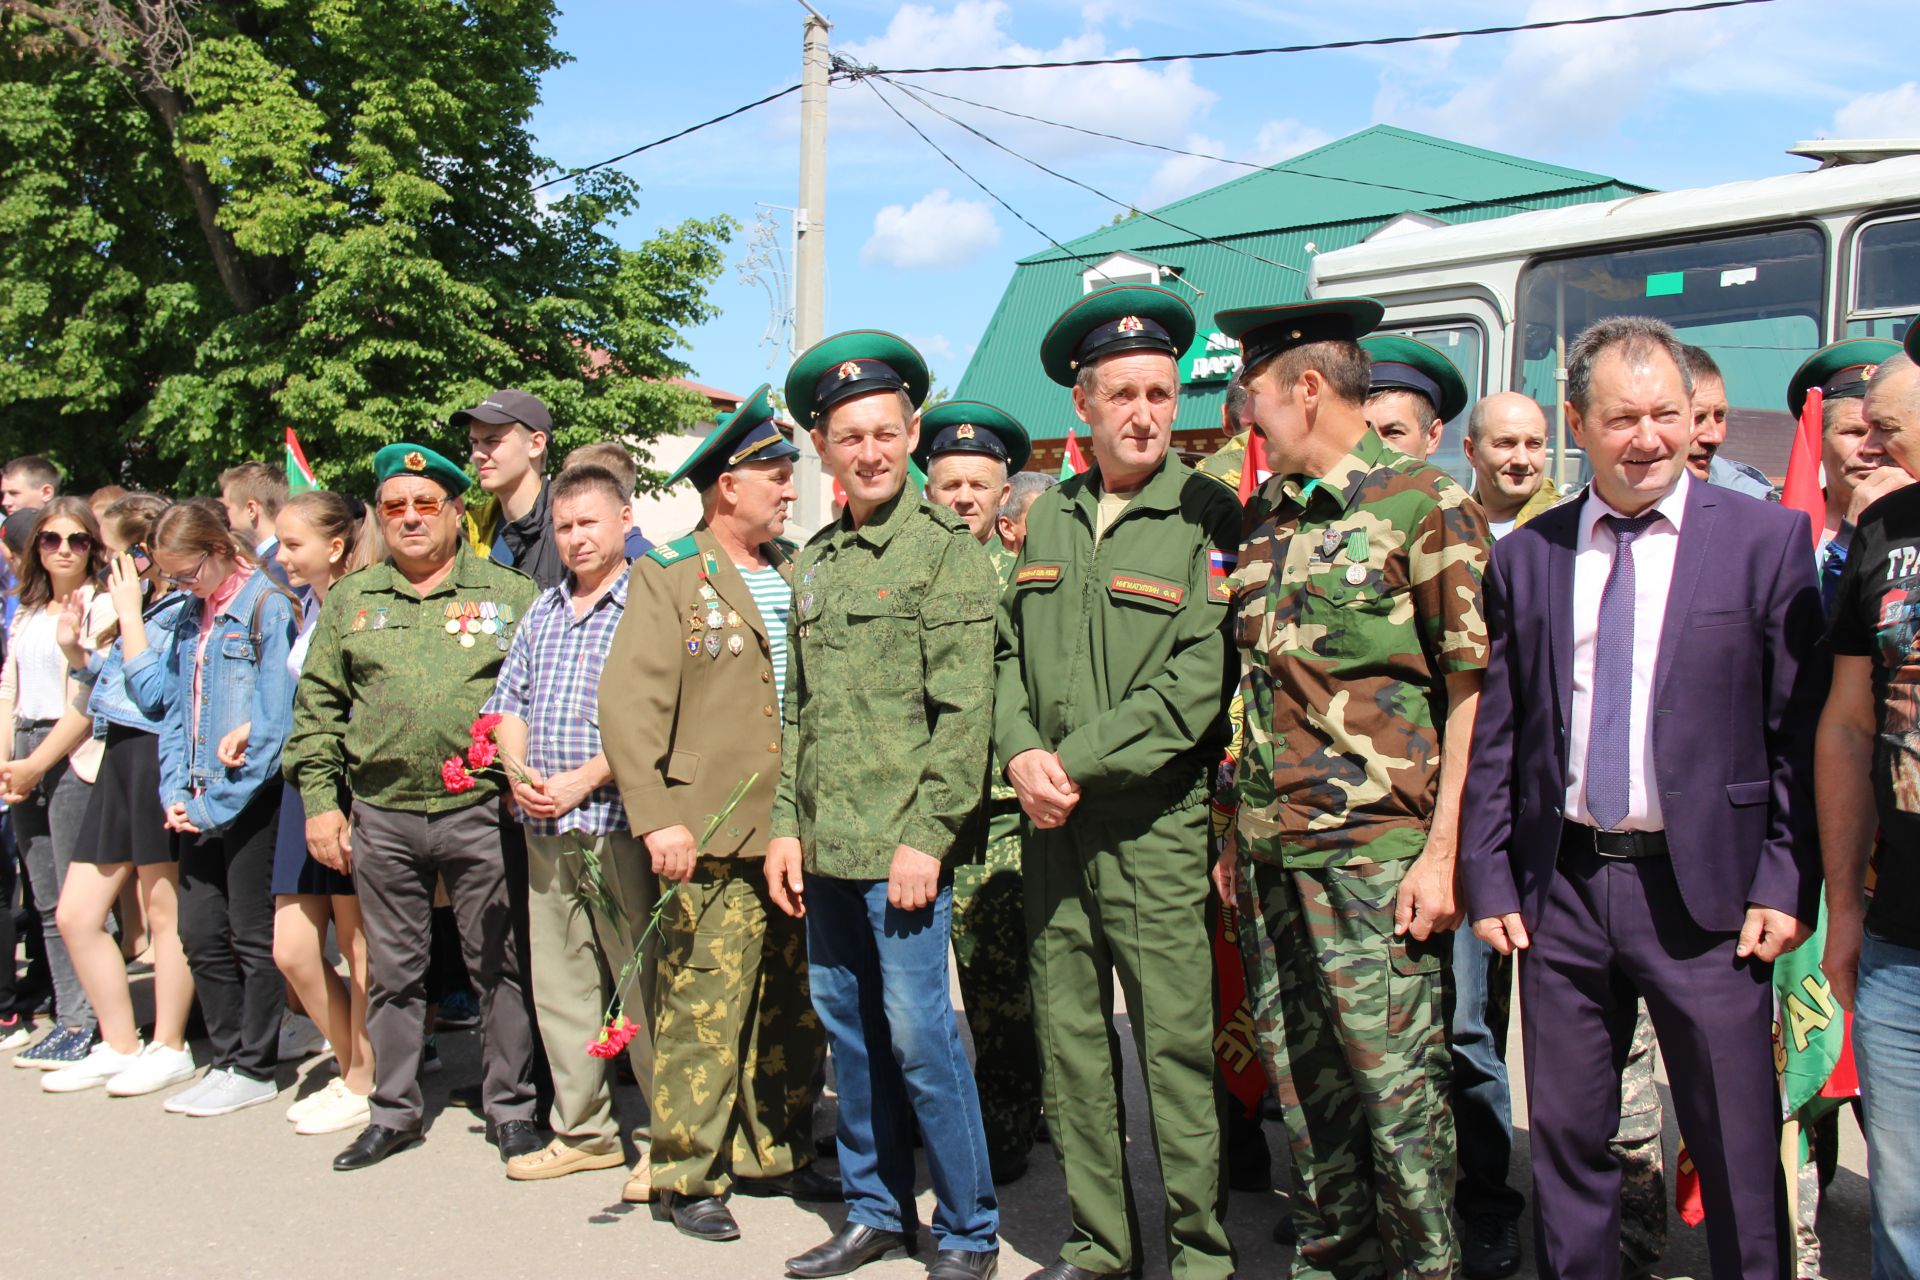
[
  {"xmin": 806, "ymin": 876, "xmax": 998, "ymax": 1252},
  {"xmin": 1858, "ymin": 932, "xmax": 1920, "ymax": 1280},
  {"xmin": 1448, "ymin": 924, "xmax": 1524, "ymax": 1222}
]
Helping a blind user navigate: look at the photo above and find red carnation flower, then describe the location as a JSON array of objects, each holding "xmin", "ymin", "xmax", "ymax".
[
  {"xmin": 470, "ymin": 712, "xmax": 504, "ymax": 744},
  {"xmin": 441, "ymin": 755, "xmax": 476, "ymax": 795},
  {"xmin": 467, "ymin": 737, "xmax": 499, "ymax": 770},
  {"xmin": 586, "ymin": 1015, "xmax": 638, "ymax": 1060}
]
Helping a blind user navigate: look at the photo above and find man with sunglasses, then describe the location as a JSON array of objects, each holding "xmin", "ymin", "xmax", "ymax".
[{"xmin": 286, "ymin": 442, "xmax": 543, "ymax": 1172}]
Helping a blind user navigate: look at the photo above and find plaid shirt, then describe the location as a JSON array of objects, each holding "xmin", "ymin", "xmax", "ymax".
[{"xmin": 482, "ymin": 565, "xmax": 630, "ymax": 837}]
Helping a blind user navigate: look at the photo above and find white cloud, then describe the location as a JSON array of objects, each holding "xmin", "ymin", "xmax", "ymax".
[
  {"xmin": 909, "ymin": 333, "xmax": 958, "ymax": 367},
  {"xmin": 1251, "ymin": 119, "xmax": 1336, "ymax": 165},
  {"xmin": 861, "ymin": 188, "xmax": 1002, "ymax": 269},
  {"xmin": 1833, "ymin": 82, "xmax": 1920, "ymax": 137},
  {"xmin": 1140, "ymin": 134, "xmax": 1235, "ymax": 209}
]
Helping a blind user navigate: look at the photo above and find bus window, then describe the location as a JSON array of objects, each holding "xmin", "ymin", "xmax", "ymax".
[
  {"xmin": 1381, "ymin": 322, "xmax": 1483, "ymax": 486},
  {"xmin": 1516, "ymin": 226, "xmax": 1825, "ymax": 480},
  {"xmin": 1847, "ymin": 215, "xmax": 1920, "ymax": 343}
]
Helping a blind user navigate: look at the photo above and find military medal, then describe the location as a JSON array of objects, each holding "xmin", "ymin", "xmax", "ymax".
[
  {"xmin": 1345, "ymin": 563, "xmax": 1368, "ymax": 586},
  {"xmin": 800, "ymin": 593, "xmax": 815, "ymax": 613},
  {"xmin": 1318, "ymin": 528, "xmax": 1341, "ymax": 561},
  {"xmin": 460, "ymin": 630, "xmax": 476, "ymax": 648},
  {"xmin": 481, "ymin": 601, "xmax": 499, "ymax": 635},
  {"xmin": 497, "ymin": 636, "xmax": 509, "ymax": 651},
  {"xmin": 686, "ymin": 637, "xmax": 701, "ymax": 655},
  {"xmin": 444, "ymin": 602, "xmax": 461, "ymax": 634},
  {"xmin": 372, "ymin": 608, "xmax": 388, "ymax": 630},
  {"xmin": 500, "ymin": 603, "xmax": 515, "ymax": 624},
  {"xmin": 728, "ymin": 633, "xmax": 744, "ymax": 656},
  {"xmin": 706, "ymin": 608, "xmax": 724, "ymax": 631},
  {"xmin": 698, "ymin": 584, "xmax": 717, "ymax": 602},
  {"xmin": 726, "ymin": 611, "xmax": 742, "ymax": 629},
  {"xmin": 1345, "ymin": 530, "xmax": 1368, "ymax": 562},
  {"xmin": 705, "ymin": 632, "xmax": 722, "ymax": 658},
  {"xmin": 352, "ymin": 610, "xmax": 369, "ymax": 632}
]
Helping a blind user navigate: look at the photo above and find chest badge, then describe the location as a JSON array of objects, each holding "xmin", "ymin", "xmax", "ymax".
[{"xmin": 1345, "ymin": 563, "xmax": 1369, "ymax": 586}]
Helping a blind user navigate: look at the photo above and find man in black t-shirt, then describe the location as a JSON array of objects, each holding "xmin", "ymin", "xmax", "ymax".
[{"xmin": 1816, "ymin": 349, "xmax": 1920, "ymax": 1280}]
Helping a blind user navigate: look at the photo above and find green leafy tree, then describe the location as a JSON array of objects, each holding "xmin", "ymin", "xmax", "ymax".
[{"xmin": 0, "ymin": 0, "xmax": 732, "ymax": 493}]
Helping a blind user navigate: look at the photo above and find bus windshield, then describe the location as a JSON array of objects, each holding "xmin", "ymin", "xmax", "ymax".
[{"xmin": 1516, "ymin": 225, "xmax": 1826, "ymax": 481}]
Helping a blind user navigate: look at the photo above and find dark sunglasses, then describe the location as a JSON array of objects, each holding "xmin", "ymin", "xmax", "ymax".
[
  {"xmin": 37, "ymin": 531, "xmax": 94, "ymax": 555},
  {"xmin": 378, "ymin": 494, "xmax": 446, "ymax": 520}
]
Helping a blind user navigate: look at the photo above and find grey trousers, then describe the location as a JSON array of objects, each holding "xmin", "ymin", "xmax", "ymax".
[
  {"xmin": 13, "ymin": 727, "xmax": 94, "ymax": 1032},
  {"xmin": 351, "ymin": 800, "xmax": 536, "ymax": 1131}
]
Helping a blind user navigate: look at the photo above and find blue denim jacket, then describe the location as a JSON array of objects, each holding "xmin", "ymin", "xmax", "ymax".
[
  {"xmin": 82, "ymin": 593, "xmax": 188, "ymax": 734},
  {"xmin": 158, "ymin": 572, "xmax": 299, "ymax": 833}
]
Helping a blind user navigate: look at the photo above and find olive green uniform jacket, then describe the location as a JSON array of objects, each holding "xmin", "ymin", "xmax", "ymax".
[{"xmin": 599, "ymin": 526, "xmax": 790, "ymax": 855}]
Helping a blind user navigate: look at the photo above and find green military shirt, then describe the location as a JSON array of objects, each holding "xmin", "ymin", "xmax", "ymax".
[
  {"xmin": 771, "ymin": 488, "xmax": 998, "ymax": 879},
  {"xmin": 988, "ymin": 541, "xmax": 1016, "ymax": 590},
  {"xmin": 1229, "ymin": 428, "xmax": 1490, "ymax": 868},
  {"xmin": 994, "ymin": 457, "xmax": 1241, "ymax": 811},
  {"xmin": 286, "ymin": 545, "xmax": 538, "ymax": 816}
]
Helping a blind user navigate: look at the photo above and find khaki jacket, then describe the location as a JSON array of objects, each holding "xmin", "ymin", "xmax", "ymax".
[{"xmin": 599, "ymin": 525, "xmax": 790, "ymax": 856}]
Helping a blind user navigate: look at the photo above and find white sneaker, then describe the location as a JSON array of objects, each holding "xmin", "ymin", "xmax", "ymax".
[
  {"xmin": 277, "ymin": 1011, "xmax": 329, "ymax": 1061},
  {"xmin": 42, "ymin": 1042, "xmax": 143, "ymax": 1093},
  {"xmin": 105, "ymin": 1043, "xmax": 197, "ymax": 1097},
  {"xmin": 287, "ymin": 1074, "xmax": 343, "ymax": 1124},
  {"xmin": 163, "ymin": 1068, "xmax": 224, "ymax": 1114},
  {"xmin": 181, "ymin": 1067, "xmax": 278, "ymax": 1117},
  {"xmin": 295, "ymin": 1077, "xmax": 371, "ymax": 1135}
]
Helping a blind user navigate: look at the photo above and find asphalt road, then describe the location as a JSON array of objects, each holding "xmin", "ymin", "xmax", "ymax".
[{"xmin": 1, "ymin": 968, "xmax": 1872, "ymax": 1279}]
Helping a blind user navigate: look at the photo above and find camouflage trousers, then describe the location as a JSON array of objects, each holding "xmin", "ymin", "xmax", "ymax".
[
  {"xmin": 1237, "ymin": 857, "xmax": 1455, "ymax": 1280},
  {"xmin": 1615, "ymin": 999, "xmax": 1666, "ymax": 1277},
  {"xmin": 952, "ymin": 792, "xmax": 1042, "ymax": 1168},
  {"xmin": 649, "ymin": 857, "xmax": 824, "ymax": 1197}
]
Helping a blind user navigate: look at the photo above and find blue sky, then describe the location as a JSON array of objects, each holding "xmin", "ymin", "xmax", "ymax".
[{"xmin": 529, "ymin": 0, "xmax": 1920, "ymax": 401}]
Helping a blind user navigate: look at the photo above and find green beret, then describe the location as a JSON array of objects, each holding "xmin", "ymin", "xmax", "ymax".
[
  {"xmin": 372, "ymin": 443, "xmax": 469, "ymax": 498},
  {"xmin": 1040, "ymin": 284, "xmax": 1195, "ymax": 388},
  {"xmin": 913, "ymin": 400, "xmax": 1030, "ymax": 474},
  {"xmin": 668, "ymin": 384, "xmax": 801, "ymax": 490},
  {"xmin": 1360, "ymin": 333, "xmax": 1469, "ymax": 423},
  {"xmin": 1788, "ymin": 338, "xmax": 1902, "ymax": 418},
  {"xmin": 1214, "ymin": 298, "xmax": 1383, "ymax": 375},
  {"xmin": 785, "ymin": 331, "xmax": 929, "ymax": 429}
]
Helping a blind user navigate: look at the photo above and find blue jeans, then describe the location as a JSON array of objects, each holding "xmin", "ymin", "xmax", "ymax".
[
  {"xmin": 1447, "ymin": 925, "xmax": 1524, "ymax": 1221},
  {"xmin": 806, "ymin": 877, "xmax": 997, "ymax": 1251},
  {"xmin": 1858, "ymin": 932, "xmax": 1920, "ymax": 1280}
]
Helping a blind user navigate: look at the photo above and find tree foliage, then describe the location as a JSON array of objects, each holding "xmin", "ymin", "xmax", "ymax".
[{"xmin": 0, "ymin": 0, "xmax": 733, "ymax": 493}]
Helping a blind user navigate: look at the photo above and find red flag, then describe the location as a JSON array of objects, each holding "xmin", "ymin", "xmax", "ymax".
[
  {"xmin": 1210, "ymin": 888, "xmax": 1268, "ymax": 1117},
  {"xmin": 1236, "ymin": 429, "xmax": 1268, "ymax": 506},
  {"xmin": 1676, "ymin": 1141, "xmax": 1706, "ymax": 1227},
  {"xmin": 1060, "ymin": 426, "xmax": 1089, "ymax": 480},
  {"xmin": 1782, "ymin": 386, "xmax": 1824, "ymax": 544}
]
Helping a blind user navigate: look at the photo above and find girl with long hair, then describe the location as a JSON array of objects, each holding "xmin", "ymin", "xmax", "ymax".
[
  {"xmin": 0, "ymin": 497, "xmax": 108, "ymax": 1067},
  {"xmin": 10, "ymin": 496, "xmax": 201, "ymax": 1094},
  {"xmin": 150, "ymin": 499, "xmax": 299, "ymax": 1118},
  {"xmin": 218, "ymin": 491, "xmax": 383, "ymax": 1135}
]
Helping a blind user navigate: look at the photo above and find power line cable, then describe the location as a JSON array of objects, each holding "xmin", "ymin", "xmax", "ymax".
[
  {"xmin": 863, "ymin": 0, "xmax": 1773, "ymax": 75},
  {"xmin": 531, "ymin": 82, "xmax": 804, "ymax": 192}
]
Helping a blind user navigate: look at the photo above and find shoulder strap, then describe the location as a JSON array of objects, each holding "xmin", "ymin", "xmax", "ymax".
[
  {"xmin": 246, "ymin": 580, "xmax": 301, "ymax": 656},
  {"xmin": 645, "ymin": 534, "xmax": 701, "ymax": 568}
]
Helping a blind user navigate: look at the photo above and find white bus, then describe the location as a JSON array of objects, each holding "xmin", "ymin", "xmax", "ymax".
[{"xmin": 1308, "ymin": 144, "xmax": 1920, "ymax": 485}]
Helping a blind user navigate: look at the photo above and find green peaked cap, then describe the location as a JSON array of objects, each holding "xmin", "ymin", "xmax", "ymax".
[
  {"xmin": 372, "ymin": 442, "xmax": 469, "ymax": 498},
  {"xmin": 785, "ymin": 331, "xmax": 930, "ymax": 429},
  {"xmin": 1040, "ymin": 284, "xmax": 1196, "ymax": 388},
  {"xmin": 1215, "ymin": 298, "xmax": 1383, "ymax": 375},
  {"xmin": 667, "ymin": 384, "xmax": 799, "ymax": 490},
  {"xmin": 912, "ymin": 400, "xmax": 1031, "ymax": 474},
  {"xmin": 1788, "ymin": 337, "xmax": 1902, "ymax": 418},
  {"xmin": 1360, "ymin": 333, "xmax": 1470, "ymax": 423}
]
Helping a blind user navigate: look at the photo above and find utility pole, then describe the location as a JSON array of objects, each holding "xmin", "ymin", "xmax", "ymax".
[{"xmin": 793, "ymin": 3, "xmax": 831, "ymax": 529}]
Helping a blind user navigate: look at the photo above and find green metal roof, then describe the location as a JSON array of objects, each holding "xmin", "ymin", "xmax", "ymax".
[{"xmin": 956, "ymin": 125, "xmax": 1647, "ymax": 441}]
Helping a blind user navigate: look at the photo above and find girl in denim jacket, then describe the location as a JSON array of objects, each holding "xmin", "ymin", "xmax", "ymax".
[{"xmin": 152, "ymin": 499, "xmax": 299, "ymax": 1119}]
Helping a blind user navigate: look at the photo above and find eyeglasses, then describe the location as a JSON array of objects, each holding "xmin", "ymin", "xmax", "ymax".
[
  {"xmin": 159, "ymin": 553, "xmax": 209, "ymax": 587},
  {"xmin": 37, "ymin": 531, "xmax": 94, "ymax": 556},
  {"xmin": 379, "ymin": 495, "xmax": 447, "ymax": 520}
]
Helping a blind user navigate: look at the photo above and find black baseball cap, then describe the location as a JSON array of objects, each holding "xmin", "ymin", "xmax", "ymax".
[{"xmin": 451, "ymin": 389, "xmax": 552, "ymax": 435}]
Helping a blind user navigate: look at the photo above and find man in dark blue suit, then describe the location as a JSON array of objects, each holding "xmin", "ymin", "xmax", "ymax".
[{"xmin": 1460, "ymin": 316, "xmax": 1828, "ymax": 1280}]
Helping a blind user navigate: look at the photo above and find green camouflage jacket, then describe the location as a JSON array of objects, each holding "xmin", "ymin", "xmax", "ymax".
[
  {"xmin": 771, "ymin": 487, "xmax": 998, "ymax": 879},
  {"xmin": 285, "ymin": 545, "xmax": 537, "ymax": 815},
  {"xmin": 1230, "ymin": 427, "xmax": 1490, "ymax": 868}
]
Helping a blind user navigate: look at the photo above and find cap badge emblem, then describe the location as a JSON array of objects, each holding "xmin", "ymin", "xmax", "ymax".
[
  {"xmin": 837, "ymin": 360, "xmax": 863, "ymax": 381},
  {"xmin": 403, "ymin": 451, "xmax": 427, "ymax": 472},
  {"xmin": 1863, "ymin": 364, "xmax": 1879, "ymax": 381},
  {"xmin": 955, "ymin": 423, "xmax": 976, "ymax": 439},
  {"xmin": 1117, "ymin": 315, "xmax": 1144, "ymax": 334}
]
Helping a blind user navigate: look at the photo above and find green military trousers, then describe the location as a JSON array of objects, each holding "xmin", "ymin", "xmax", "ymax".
[
  {"xmin": 1026, "ymin": 789, "xmax": 1234, "ymax": 1280},
  {"xmin": 1238, "ymin": 857, "xmax": 1455, "ymax": 1280},
  {"xmin": 649, "ymin": 857, "xmax": 824, "ymax": 1197},
  {"xmin": 953, "ymin": 792, "xmax": 1042, "ymax": 1173}
]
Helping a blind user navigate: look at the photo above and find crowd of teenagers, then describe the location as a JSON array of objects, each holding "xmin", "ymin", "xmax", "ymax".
[{"xmin": 0, "ymin": 292, "xmax": 1916, "ymax": 1280}]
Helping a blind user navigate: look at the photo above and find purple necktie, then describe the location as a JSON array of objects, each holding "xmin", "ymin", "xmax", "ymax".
[{"xmin": 1584, "ymin": 513, "xmax": 1658, "ymax": 831}]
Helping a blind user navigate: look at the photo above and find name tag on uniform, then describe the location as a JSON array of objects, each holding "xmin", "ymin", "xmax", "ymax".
[
  {"xmin": 1109, "ymin": 574, "xmax": 1184, "ymax": 606},
  {"xmin": 1016, "ymin": 564, "xmax": 1062, "ymax": 585}
]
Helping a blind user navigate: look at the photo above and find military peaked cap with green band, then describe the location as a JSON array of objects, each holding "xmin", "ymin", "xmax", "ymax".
[
  {"xmin": 1907, "ymin": 324, "xmax": 1919, "ymax": 365},
  {"xmin": 785, "ymin": 331, "xmax": 930, "ymax": 429},
  {"xmin": 1215, "ymin": 298, "xmax": 1384, "ymax": 375},
  {"xmin": 913, "ymin": 400, "xmax": 1031, "ymax": 474},
  {"xmin": 372, "ymin": 442, "xmax": 469, "ymax": 498},
  {"xmin": 1788, "ymin": 338, "xmax": 1903, "ymax": 418},
  {"xmin": 1360, "ymin": 333, "xmax": 1469, "ymax": 423},
  {"xmin": 1040, "ymin": 284, "xmax": 1196, "ymax": 388},
  {"xmin": 669, "ymin": 383, "xmax": 800, "ymax": 490}
]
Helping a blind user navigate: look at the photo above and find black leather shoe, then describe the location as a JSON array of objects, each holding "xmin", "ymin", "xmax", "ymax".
[
  {"xmin": 929, "ymin": 1248, "xmax": 999, "ymax": 1280},
  {"xmin": 785, "ymin": 1224, "xmax": 916, "ymax": 1278},
  {"xmin": 989, "ymin": 1151, "xmax": 1029, "ymax": 1184},
  {"xmin": 736, "ymin": 1163, "xmax": 843, "ymax": 1202},
  {"xmin": 1271, "ymin": 1213, "xmax": 1297, "ymax": 1246},
  {"xmin": 495, "ymin": 1119, "xmax": 544, "ymax": 1162},
  {"xmin": 1024, "ymin": 1262, "xmax": 1124, "ymax": 1280},
  {"xmin": 332, "ymin": 1123, "xmax": 423, "ymax": 1171},
  {"xmin": 1461, "ymin": 1214, "xmax": 1521, "ymax": 1280},
  {"xmin": 651, "ymin": 1192, "xmax": 741, "ymax": 1242}
]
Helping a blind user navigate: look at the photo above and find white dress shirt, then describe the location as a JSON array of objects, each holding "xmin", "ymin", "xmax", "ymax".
[{"xmin": 1564, "ymin": 472, "xmax": 1691, "ymax": 831}]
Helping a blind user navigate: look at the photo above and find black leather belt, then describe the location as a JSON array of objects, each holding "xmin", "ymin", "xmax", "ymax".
[{"xmin": 1563, "ymin": 823, "xmax": 1668, "ymax": 860}]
